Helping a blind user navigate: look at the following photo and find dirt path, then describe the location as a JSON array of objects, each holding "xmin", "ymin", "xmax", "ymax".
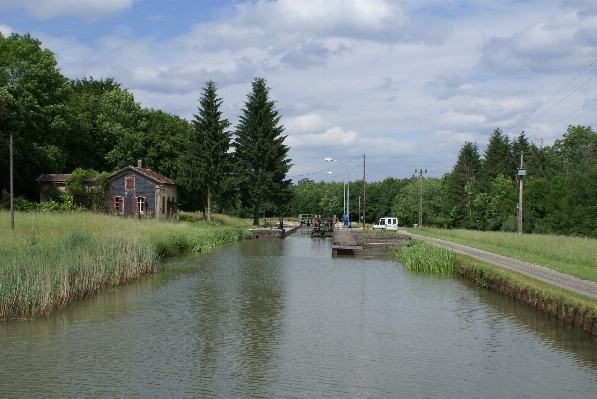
[{"xmin": 401, "ymin": 231, "xmax": 597, "ymax": 300}]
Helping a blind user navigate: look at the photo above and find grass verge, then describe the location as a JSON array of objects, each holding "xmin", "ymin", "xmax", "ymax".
[{"xmin": 403, "ymin": 227, "xmax": 597, "ymax": 283}]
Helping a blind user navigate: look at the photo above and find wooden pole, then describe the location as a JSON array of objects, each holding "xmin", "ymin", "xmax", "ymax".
[{"xmin": 10, "ymin": 133, "xmax": 14, "ymax": 230}]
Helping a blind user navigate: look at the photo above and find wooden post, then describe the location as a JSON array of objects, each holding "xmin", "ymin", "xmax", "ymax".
[{"xmin": 10, "ymin": 133, "xmax": 14, "ymax": 230}]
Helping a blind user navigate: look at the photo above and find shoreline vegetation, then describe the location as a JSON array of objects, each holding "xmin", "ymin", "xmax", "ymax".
[
  {"xmin": 390, "ymin": 231, "xmax": 597, "ymax": 336},
  {"xmin": 0, "ymin": 211, "xmax": 252, "ymax": 321}
]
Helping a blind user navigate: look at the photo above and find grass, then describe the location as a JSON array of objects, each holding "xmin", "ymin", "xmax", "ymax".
[
  {"xmin": 390, "ymin": 236, "xmax": 597, "ymax": 332},
  {"xmin": 403, "ymin": 227, "xmax": 597, "ymax": 283},
  {"xmin": 390, "ymin": 238, "xmax": 456, "ymax": 274},
  {"xmin": 0, "ymin": 211, "xmax": 251, "ymax": 320}
]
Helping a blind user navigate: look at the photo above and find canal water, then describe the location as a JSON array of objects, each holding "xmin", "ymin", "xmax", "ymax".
[{"xmin": 1, "ymin": 230, "xmax": 596, "ymax": 398}]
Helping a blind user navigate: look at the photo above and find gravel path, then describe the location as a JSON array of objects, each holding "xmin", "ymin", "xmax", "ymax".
[{"xmin": 402, "ymin": 231, "xmax": 597, "ymax": 300}]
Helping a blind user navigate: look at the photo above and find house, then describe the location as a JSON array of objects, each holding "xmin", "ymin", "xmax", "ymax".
[
  {"xmin": 37, "ymin": 174, "xmax": 70, "ymax": 202},
  {"xmin": 107, "ymin": 160, "xmax": 178, "ymax": 219}
]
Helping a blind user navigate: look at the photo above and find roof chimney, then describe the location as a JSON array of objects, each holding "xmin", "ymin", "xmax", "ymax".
[{"xmin": 137, "ymin": 159, "xmax": 142, "ymax": 168}]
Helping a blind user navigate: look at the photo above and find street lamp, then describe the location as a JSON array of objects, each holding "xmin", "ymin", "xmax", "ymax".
[{"xmin": 326, "ymin": 157, "xmax": 349, "ymax": 227}]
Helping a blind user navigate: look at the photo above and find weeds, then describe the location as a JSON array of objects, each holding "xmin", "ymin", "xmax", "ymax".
[{"xmin": 390, "ymin": 238, "xmax": 456, "ymax": 274}]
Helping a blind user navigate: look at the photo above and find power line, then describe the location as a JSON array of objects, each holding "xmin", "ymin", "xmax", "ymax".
[
  {"xmin": 529, "ymin": 94, "xmax": 597, "ymax": 139},
  {"xmin": 505, "ymin": 57, "xmax": 597, "ymax": 136},
  {"xmin": 288, "ymin": 155, "xmax": 362, "ymax": 179},
  {"xmin": 515, "ymin": 71, "xmax": 597, "ymax": 136}
]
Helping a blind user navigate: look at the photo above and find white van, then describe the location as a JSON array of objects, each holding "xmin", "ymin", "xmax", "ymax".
[{"xmin": 372, "ymin": 217, "xmax": 398, "ymax": 231}]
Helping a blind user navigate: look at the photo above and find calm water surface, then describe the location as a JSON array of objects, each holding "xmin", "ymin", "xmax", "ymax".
[{"xmin": 1, "ymin": 230, "xmax": 596, "ymax": 398}]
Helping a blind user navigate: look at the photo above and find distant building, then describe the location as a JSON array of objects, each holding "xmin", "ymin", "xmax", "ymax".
[
  {"xmin": 36, "ymin": 174, "xmax": 70, "ymax": 202},
  {"xmin": 107, "ymin": 160, "xmax": 178, "ymax": 219}
]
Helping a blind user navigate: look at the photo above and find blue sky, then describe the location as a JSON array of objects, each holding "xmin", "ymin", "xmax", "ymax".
[{"xmin": 1, "ymin": 0, "xmax": 597, "ymax": 183}]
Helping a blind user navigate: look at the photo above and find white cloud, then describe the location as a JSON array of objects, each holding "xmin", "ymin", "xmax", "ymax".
[
  {"xmin": 0, "ymin": 0, "xmax": 134, "ymax": 19},
  {"xmin": 0, "ymin": 24, "xmax": 14, "ymax": 36},
  {"xmin": 476, "ymin": 8, "xmax": 597, "ymax": 74}
]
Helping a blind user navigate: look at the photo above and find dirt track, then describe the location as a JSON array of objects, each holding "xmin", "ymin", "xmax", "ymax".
[{"xmin": 402, "ymin": 231, "xmax": 597, "ymax": 300}]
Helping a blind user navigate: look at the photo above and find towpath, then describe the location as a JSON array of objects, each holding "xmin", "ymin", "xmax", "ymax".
[{"xmin": 401, "ymin": 230, "xmax": 597, "ymax": 300}]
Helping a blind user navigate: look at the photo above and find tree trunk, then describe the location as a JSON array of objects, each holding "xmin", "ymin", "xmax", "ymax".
[
  {"xmin": 253, "ymin": 202, "xmax": 260, "ymax": 226},
  {"xmin": 207, "ymin": 186, "xmax": 212, "ymax": 221}
]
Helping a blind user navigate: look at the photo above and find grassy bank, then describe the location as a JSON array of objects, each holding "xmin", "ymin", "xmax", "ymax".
[
  {"xmin": 390, "ymin": 236, "xmax": 597, "ymax": 336},
  {"xmin": 403, "ymin": 227, "xmax": 597, "ymax": 283},
  {"xmin": 456, "ymin": 254, "xmax": 597, "ymax": 336},
  {"xmin": 390, "ymin": 238, "xmax": 456, "ymax": 274},
  {"xmin": 0, "ymin": 211, "xmax": 251, "ymax": 321}
]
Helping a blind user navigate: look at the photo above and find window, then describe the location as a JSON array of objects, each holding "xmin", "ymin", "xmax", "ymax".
[
  {"xmin": 137, "ymin": 197, "xmax": 146, "ymax": 213},
  {"xmin": 112, "ymin": 196, "xmax": 124, "ymax": 214},
  {"xmin": 125, "ymin": 177, "xmax": 135, "ymax": 190},
  {"xmin": 162, "ymin": 195, "xmax": 165, "ymax": 214}
]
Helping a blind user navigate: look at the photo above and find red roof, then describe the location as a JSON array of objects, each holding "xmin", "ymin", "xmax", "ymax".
[{"xmin": 108, "ymin": 166, "xmax": 176, "ymax": 185}]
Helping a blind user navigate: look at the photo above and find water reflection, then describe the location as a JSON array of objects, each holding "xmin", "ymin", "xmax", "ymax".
[{"xmin": 0, "ymin": 234, "xmax": 596, "ymax": 398}]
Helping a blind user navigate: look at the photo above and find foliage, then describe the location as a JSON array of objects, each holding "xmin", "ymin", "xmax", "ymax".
[
  {"xmin": 0, "ymin": 33, "xmax": 71, "ymax": 200},
  {"xmin": 233, "ymin": 77, "xmax": 292, "ymax": 225},
  {"xmin": 65, "ymin": 168, "xmax": 110, "ymax": 210},
  {"xmin": 390, "ymin": 238, "xmax": 456, "ymax": 274},
  {"xmin": 182, "ymin": 80, "xmax": 232, "ymax": 221}
]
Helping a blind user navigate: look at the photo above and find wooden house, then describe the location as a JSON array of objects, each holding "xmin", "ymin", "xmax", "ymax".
[{"xmin": 107, "ymin": 160, "xmax": 178, "ymax": 219}]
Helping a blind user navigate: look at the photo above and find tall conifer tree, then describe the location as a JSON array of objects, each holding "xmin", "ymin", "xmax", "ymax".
[
  {"xmin": 233, "ymin": 77, "xmax": 292, "ymax": 225},
  {"xmin": 480, "ymin": 128, "xmax": 515, "ymax": 191},
  {"xmin": 187, "ymin": 80, "xmax": 231, "ymax": 221},
  {"xmin": 445, "ymin": 141, "xmax": 481, "ymax": 227}
]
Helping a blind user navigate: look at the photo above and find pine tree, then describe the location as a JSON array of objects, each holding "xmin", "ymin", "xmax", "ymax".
[
  {"xmin": 444, "ymin": 141, "xmax": 481, "ymax": 227},
  {"xmin": 480, "ymin": 128, "xmax": 515, "ymax": 191},
  {"xmin": 186, "ymin": 80, "xmax": 231, "ymax": 220},
  {"xmin": 233, "ymin": 78, "xmax": 292, "ymax": 225}
]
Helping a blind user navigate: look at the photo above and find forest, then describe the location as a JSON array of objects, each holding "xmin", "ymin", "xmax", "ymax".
[{"xmin": 2, "ymin": 33, "xmax": 596, "ymax": 237}]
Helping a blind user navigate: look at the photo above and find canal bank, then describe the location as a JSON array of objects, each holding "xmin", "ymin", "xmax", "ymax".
[{"xmin": 402, "ymin": 231, "xmax": 597, "ymax": 337}]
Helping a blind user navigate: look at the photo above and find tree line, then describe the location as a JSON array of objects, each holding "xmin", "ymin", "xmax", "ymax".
[
  {"xmin": 290, "ymin": 126, "xmax": 597, "ymax": 238},
  {"xmin": 2, "ymin": 33, "xmax": 595, "ymax": 236},
  {"xmin": 0, "ymin": 33, "xmax": 291, "ymax": 224}
]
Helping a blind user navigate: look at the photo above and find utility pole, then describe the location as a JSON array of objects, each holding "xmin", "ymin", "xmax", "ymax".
[
  {"xmin": 362, "ymin": 154, "xmax": 366, "ymax": 228},
  {"xmin": 10, "ymin": 133, "xmax": 14, "ymax": 230},
  {"xmin": 416, "ymin": 168, "xmax": 426, "ymax": 226},
  {"xmin": 515, "ymin": 152, "xmax": 529, "ymax": 234}
]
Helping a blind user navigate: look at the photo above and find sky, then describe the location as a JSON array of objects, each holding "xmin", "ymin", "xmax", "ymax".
[{"xmin": 1, "ymin": 0, "xmax": 597, "ymax": 183}]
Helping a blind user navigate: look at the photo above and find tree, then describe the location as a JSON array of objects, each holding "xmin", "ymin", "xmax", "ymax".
[
  {"xmin": 0, "ymin": 33, "xmax": 71, "ymax": 200},
  {"xmin": 550, "ymin": 125, "xmax": 597, "ymax": 175},
  {"xmin": 186, "ymin": 80, "xmax": 232, "ymax": 221},
  {"xmin": 64, "ymin": 77, "xmax": 122, "ymax": 171},
  {"xmin": 65, "ymin": 168, "xmax": 109, "ymax": 210},
  {"xmin": 233, "ymin": 78, "xmax": 292, "ymax": 225},
  {"xmin": 480, "ymin": 128, "xmax": 515, "ymax": 192},
  {"xmin": 444, "ymin": 141, "xmax": 481, "ymax": 227}
]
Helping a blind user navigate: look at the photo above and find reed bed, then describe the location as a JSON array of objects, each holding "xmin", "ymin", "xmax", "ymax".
[
  {"xmin": 0, "ymin": 211, "xmax": 251, "ymax": 320},
  {"xmin": 406, "ymin": 227, "xmax": 597, "ymax": 283},
  {"xmin": 390, "ymin": 238, "xmax": 456, "ymax": 274}
]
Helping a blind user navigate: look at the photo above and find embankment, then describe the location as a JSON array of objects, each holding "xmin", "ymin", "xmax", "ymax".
[
  {"xmin": 457, "ymin": 257, "xmax": 597, "ymax": 337},
  {"xmin": 0, "ymin": 212, "xmax": 251, "ymax": 321}
]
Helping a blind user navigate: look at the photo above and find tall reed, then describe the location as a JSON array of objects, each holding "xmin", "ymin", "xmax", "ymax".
[
  {"xmin": 390, "ymin": 238, "xmax": 456, "ymax": 274},
  {"xmin": 0, "ymin": 211, "xmax": 251, "ymax": 320}
]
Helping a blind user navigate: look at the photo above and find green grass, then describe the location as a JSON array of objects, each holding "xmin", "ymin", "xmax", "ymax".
[
  {"xmin": 390, "ymin": 238, "xmax": 456, "ymax": 274},
  {"xmin": 404, "ymin": 227, "xmax": 597, "ymax": 283},
  {"xmin": 0, "ymin": 211, "xmax": 251, "ymax": 320}
]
